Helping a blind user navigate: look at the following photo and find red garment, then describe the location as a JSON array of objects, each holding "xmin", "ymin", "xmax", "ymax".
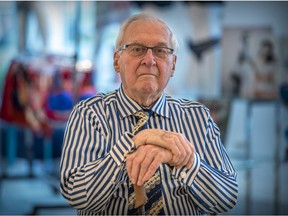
[
  {"xmin": 0, "ymin": 60, "xmax": 27, "ymax": 126},
  {"xmin": 0, "ymin": 56, "xmax": 96, "ymax": 137}
]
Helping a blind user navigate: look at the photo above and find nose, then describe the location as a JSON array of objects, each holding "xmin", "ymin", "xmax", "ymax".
[{"xmin": 141, "ymin": 48, "xmax": 156, "ymax": 66}]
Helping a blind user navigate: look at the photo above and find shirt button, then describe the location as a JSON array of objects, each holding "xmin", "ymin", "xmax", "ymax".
[{"xmin": 180, "ymin": 171, "xmax": 187, "ymax": 179}]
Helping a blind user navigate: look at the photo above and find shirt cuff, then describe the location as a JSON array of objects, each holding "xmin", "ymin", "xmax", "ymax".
[
  {"xmin": 172, "ymin": 152, "xmax": 201, "ymax": 185},
  {"xmin": 110, "ymin": 132, "xmax": 135, "ymax": 166}
]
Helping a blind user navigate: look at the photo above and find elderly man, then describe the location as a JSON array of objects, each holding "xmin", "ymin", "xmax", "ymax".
[{"xmin": 60, "ymin": 13, "xmax": 238, "ymax": 215}]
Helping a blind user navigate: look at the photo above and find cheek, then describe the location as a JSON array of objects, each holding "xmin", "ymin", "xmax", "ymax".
[
  {"xmin": 119, "ymin": 64, "xmax": 137, "ymax": 85},
  {"xmin": 160, "ymin": 65, "xmax": 173, "ymax": 80},
  {"xmin": 157, "ymin": 65, "xmax": 174, "ymax": 88},
  {"xmin": 162, "ymin": 73, "xmax": 172, "ymax": 86}
]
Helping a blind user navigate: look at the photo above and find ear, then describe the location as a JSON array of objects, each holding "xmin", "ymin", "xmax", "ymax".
[
  {"xmin": 170, "ymin": 55, "xmax": 177, "ymax": 77},
  {"xmin": 113, "ymin": 51, "xmax": 120, "ymax": 73}
]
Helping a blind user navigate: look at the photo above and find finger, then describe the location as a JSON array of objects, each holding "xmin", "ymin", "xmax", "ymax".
[
  {"xmin": 175, "ymin": 134, "xmax": 192, "ymax": 167},
  {"xmin": 129, "ymin": 151, "xmax": 145, "ymax": 184},
  {"xmin": 134, "ymin": 130, "xmax": 193, "ymax": 168},
  {"xmin": 133, "ymin": 130, "xmax": 149, "ymax": 147},
  {"xmin": 136, "ymin": 130, "xmax": 183, "ymax": 161},
  {"xmin": 137, "ymin": 152, "xmax": 155, "ymax": 186},
  {"xmin": 142, "ymin": 156, "xmax": 162, "ymax": 182},
  {"xmin": 177, "ymin": 134, "xmax": 196, "ymax": 167},
  {"xmin": 185, "ymin": 145, "xmax": 195, "ymax": 169},
  {"xmin": 182, "ymin": 139, "xmax": 195, "ymax": 168},
  {"xmin": 185, "ymin": 153, "xmax": 195, "ymax": 169},
  {"xmin": 162, "ymin": 133, "xmax": 185, "ymax": 167},
  {"xmin": 158, "ymin": 132, "xmax": 182, "ymax": 162},
  {"xmin": 126, "ymin": 153, "xmax": 136, "ymax": 179},
  {"xmin": 176, "ymin": 141, "xmax": 195, "ymax": 169},
  {"xmin": 135, "ymin": 129, "xmax": 166, "ymax": 148},
  {"xmin": 174, "ymin": 134, "xmax": 187, "ymax": 165}
]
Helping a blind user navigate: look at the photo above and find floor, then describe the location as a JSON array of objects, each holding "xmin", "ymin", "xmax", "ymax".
[
  {"xmin": 225, "ymin": 99, "xmax": 288, "ymax": 215},
  {"xmin": 1, "ymin": 159, "xmax": 287, "ymax": 215},
  {"xmin": 1, "ymin": 99, "xmax": 288, "ymax": 215},
  {"xmin": 0, "ymin": 159, "xmax": 76, "ymax": 215}
]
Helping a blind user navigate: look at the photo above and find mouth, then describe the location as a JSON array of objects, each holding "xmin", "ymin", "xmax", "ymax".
[{"xmin": 138, "ymin": 73, "xmax": 157, "ymax": 77}]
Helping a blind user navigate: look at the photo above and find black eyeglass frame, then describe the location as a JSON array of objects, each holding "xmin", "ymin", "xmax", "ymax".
[{"xmin": 119, "ymin": 43, "xmax": 174, "ymax": 58}]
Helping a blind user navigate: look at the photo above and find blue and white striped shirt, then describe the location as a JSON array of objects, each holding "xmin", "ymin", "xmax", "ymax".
[{"xmin": 60, "ymin": 86, "xmax": 238, "ymax": 215}]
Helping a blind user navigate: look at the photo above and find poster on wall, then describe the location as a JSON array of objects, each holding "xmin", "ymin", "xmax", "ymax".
[{"xmin": 222, "ymin": 26, "xmax": 279, "ymax": 99}]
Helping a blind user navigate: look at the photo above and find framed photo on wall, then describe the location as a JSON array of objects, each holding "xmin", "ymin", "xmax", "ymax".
[{"xmin": 221, "ymin": 26, "xmax": 277, "ymax": 99}]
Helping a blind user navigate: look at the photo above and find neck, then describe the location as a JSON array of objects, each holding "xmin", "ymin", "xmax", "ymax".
[
  {"xmin": 133, "ymin": 94, "xmax": 160, "ymax": 107},
  {"xmin": 124, "ymin": 89, "xmax": 161, "ymax": 107}
]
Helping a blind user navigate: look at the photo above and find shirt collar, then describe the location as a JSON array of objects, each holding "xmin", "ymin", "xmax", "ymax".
[{"xmin": 116, "ymin": 85, "xmax": 170, "ymax": 119}]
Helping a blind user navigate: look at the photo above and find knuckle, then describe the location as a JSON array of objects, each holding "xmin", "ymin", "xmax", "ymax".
[
  {"xmin": 172, "ymin": 156, "xmax": 179, "ymax": 164},
  {"xmin": 149, "ymin": 162, "xmax": 159, "ymax": 171},
  {"xmin": 191, "ymin": 145, "xmax": 195, "ymax": 152},
  {"xmin": 182, "ymin": 149, "xmax": 187, "ymax": 156},
  {"xmin": 186, "ymin": 147, "xmax": 192, "ymax": 155},
  {"xmin": 175, "ymin": 150, "xmax": 181, "ymax": 157},
  {"xmin": 126, "ymin": 157, "xmax": 132, "ymax": 163},
  {"xmin": 141, "ymin": 160, "xmax": 150, "ymax": 168},
  {"xmin": 133, "ymin": 157, "xmax": 142, "ymax": 164},
  {"xmin": 180, "ymin": 133, "xmax": 186, "ymax": 139}
]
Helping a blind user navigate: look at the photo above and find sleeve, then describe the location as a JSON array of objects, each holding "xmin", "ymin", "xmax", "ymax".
[
  {"xmin": 59, "ymin": 101, "xmax": 135, "ymax": 213},
  {"xmin": 172, "ymin": 109, "xmax": 238, "ymax": 214}
]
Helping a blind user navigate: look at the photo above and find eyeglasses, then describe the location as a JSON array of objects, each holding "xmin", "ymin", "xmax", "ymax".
[{"xmin": 119, "ymin": 44, "xmax": 174, "ymax": 59}]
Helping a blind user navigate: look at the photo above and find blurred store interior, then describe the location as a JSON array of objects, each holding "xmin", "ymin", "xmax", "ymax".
[{"xmin": 0, "ymin": 1, "xmax": 288, "ymax": 215}]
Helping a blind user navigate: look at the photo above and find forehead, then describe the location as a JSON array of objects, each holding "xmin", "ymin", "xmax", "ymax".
[{"xmin": 123, "ymin": 19, "xmax": 171, "ymax": 45}]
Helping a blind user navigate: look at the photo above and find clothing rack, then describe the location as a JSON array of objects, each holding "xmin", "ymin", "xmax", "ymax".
[{"xmin": 0, "ymin": 53, "xmax": 95, "ymax": 214}]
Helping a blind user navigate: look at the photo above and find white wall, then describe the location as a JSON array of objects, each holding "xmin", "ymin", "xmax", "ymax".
[
  {"xmin": 222, "ymin": 1, "xmax": 288, "ymax": 37},
  {"xmin": 142, "ymin": 1, "xmax": 288, "ymax": 99}
]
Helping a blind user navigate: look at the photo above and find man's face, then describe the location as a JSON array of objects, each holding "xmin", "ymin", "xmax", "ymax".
[{"xmin": 113, "ymin": 20, "xmax": 177, "ymax": 105}]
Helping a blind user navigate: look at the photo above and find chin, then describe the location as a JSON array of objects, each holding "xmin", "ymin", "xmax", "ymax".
[{"xmin": 140, "ymin": 84, "xmax": 159, "ymax": 95}]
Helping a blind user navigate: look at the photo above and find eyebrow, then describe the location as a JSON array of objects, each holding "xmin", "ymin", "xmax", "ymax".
[{"xmin": 128, "ymin": 41, "xmax": 170, "ymax": 47}]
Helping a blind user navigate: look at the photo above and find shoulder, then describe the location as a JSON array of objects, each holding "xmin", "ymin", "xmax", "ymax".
[
  {"xmin": 73, "ymin": 90, "xmax": 118, "ymax": 115},
  {"xmin": 78, "ymin": 90, "xmax": 117, "ymax": 106},
  {"xmin": 166, "ymin": 94, "xmax": 210, "ymax": 113},
  {"xmin": 165, "ymin": 94, "xmax": 212, "ymax": 123}
]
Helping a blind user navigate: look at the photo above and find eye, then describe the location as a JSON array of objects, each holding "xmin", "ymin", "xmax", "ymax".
[
  {"xmin": 130, "ymin": 45, "xmax": 146, "ymax": 55},
  {"xmin": 154, "ymin": 47, "xmax": 166, "ymax": 55}
]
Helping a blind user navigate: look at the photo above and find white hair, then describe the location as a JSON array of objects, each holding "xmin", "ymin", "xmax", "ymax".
[{"xmin": 115, "ymin": 13, "xmax": 179, "ymax": 53}]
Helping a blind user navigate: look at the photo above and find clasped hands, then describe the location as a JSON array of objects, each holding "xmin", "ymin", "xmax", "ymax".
[{"xmin": 126, "ymin": 129, "xmax": 195, "ymax": 186}]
